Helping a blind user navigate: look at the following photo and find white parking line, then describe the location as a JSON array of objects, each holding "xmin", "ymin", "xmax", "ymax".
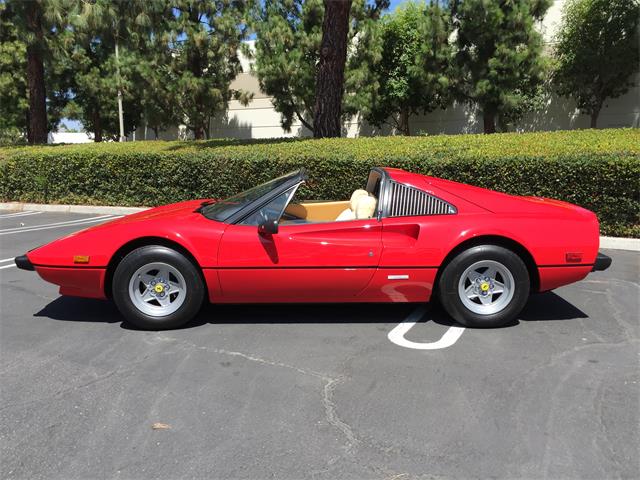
[
  {"xmin": 0, "ymin": 214, "xmax": 114, "ymax": 233},
  {"xmin": 0, "ymin": 215, "xmax": 118, "ymax": 235},
  {"xmin": 0, "ymin": 257, "xmax": 14, "ymax": 263},
  {"xmin": 0, "ymin": 264, "xmax": 16, "ymax": 270},
  {"xmin": 388, "ymin": 305, "xmax": 466, "ymax": 350},
  {"xmin": 0, "ymin": 211, "xmax": 42, "ymax": 219}
]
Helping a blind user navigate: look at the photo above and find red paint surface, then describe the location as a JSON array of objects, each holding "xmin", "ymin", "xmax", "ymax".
[
  {"xmin": 35, "ymin": 266, "xmax": 107, "ymax": 299},
  {"xmin": 25, "ymin": 168, "xmax": 602, "ymax": 303},
  {"xmin": 538, "ymin": 266, "xmax": 593, "ymax": 292}
]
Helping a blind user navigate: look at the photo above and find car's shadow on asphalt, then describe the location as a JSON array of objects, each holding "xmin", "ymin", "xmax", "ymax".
[{"xmin": 34, "ymin": 291, "xmax": 588, "ymax": 331}]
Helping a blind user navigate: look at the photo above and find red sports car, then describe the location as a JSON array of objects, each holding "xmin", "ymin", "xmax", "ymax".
[{"xmin": 15, "ymin": 167, "xmax": 611, "ymax": 330}]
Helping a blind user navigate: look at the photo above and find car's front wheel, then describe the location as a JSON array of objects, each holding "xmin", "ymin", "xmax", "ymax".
[
  {"xmin": 112, "ymin": 245, "xmax": 205, "ymax": 330},
  {"xmin": 438, "ymin": 245, "xmax": 530, "ymax": 328}
]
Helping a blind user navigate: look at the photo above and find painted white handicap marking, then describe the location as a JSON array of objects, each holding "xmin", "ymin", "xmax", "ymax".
[{"xmin": 388, "ymin": 305, "xmax": 466, "ymax": 350}]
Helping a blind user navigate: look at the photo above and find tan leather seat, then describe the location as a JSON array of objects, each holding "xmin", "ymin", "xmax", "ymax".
[
  {"xmin": 355, "ymin": 195, "xmax": 376, "ymax": 219},
  {"xmin": 335, "ymin": 189, "xmax": 377, "ymax": 221}
]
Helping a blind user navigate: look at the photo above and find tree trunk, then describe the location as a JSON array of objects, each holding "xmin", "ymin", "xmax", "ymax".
[
  {"xmin": 115, "ymin": 38, "xmax": 125, "ymax": 142},
  {"xmin": 25, "ymin": 108, "xmax": 31, "ymax": 142},
  {"xmin": 296, "ymin": 111, "xmax": 314, "ymax": 134},
  {"xmin": 93, "ymin": 110, "xmax": 103, "ymax": 142},
  {"xmin": 204, "ymin": 116, "xmax": 211, "ymax": 140},
  {"xmin": 25, "ymin": 2, "xmax": 47, "ymax": 144},
  {"xmin": 590, "ymin": 109, "xmax": 600, "ymax": 128},
  {"xmin": 153, "ymin": 127, "xmax": 159, "ymax": 140},
  {"xmin": 483, "ymin": 109, "xmax": 496, "ymax": 134},
  {"xmin": 193, "ymin": 125, "xmax": 205, "ymax": 140},
  {"xmin": 313, "ymin": 0, "xmax": 352, "ymax": 138},
  {"xmin": 398, "ymin": 107, "xmax": 410, "ymax": 136}
]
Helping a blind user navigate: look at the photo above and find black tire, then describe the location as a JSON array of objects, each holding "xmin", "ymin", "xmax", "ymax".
[
  {"xmin": 438, "ymin": 245, "xmax": 530, "ymax": 328},
  {"xmin": 112, "ymin": 245, "xmax": 205, "ymax": 330}
]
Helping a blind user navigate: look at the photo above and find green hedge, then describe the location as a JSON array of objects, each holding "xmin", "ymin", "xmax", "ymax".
[{"xmin": 1, "ymin": 128, "xmax": 638, "ymax": 237}]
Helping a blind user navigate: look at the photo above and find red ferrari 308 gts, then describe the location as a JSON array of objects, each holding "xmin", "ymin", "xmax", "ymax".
[{"xmin": 16, "ymin": 167, "xmax": 611, "ymax": 330}]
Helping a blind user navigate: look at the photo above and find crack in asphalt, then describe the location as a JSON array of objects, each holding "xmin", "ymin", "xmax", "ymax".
[{"xmin": 153, "ymin": 334, "xmax": 363, "ymax": 462}]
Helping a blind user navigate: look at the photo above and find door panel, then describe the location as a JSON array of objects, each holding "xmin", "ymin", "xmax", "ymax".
[
  {"xmin": 381, "ymin": 217, "xmax": 443, "ymax": 267},
  {"xmin": 218, "ymin": 220, "xmax": 382, "ymax": 301},
  {"xmin": 216, "ymin": 268, "xmax": 378, "ymax": 302}
]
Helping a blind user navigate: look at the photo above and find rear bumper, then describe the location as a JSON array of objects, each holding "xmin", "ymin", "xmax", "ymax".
[
  {"xmin": 15, "ymin": 255, "xmax": 35, "ymax": 271},
  {"xmin": 592, "ymin": 252, "xmax": 612, "ymax": 272}
]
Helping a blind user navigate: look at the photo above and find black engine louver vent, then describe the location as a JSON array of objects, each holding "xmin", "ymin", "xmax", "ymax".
[{"xmin": 388, "ymin": 181, "xmax": 456, "ymax": 217}]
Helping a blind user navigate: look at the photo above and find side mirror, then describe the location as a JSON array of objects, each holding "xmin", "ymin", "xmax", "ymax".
[{"xmin": 258, "ymin": 217, "xmax": 279, "ymax": 235}]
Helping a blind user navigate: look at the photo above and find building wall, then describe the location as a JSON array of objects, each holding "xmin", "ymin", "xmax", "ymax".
[
  {"xmin": 48, "ymin": 132, "xmax": 93, "ymax": 144},
  {"xmin": 140, "ymin": 0, "xmax": 639, "ymax": 141}
]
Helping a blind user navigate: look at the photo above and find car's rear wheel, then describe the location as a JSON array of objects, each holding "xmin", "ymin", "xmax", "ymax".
[
  {"xmin": 112, "ymin": 246, "xmax": 204, "ymax": 330},
  {"xmin": 438, "ymin": 245, "xmax": 530, "ymax": 328}
]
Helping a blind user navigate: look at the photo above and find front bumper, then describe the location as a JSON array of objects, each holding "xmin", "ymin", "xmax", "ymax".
[
  {"xmin": 15, "ymin": 255, "xmax": 35, "ymax": 271},
  {"xmin": 592, "ymin": 252, "xmax": 612, "ymax": 272}
]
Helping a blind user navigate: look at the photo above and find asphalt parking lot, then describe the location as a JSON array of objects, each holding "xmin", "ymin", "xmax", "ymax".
[{"xmin": 1, "ymin": 210, "xmax": 638, "ymax": 480}]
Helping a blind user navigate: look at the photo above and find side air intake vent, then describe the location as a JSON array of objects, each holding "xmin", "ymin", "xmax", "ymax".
[{"xmin": 388, "ymin": 181, "xmax": 456, "ymax": 217}]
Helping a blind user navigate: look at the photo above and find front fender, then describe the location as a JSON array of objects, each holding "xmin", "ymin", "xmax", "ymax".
[{"xmin": 26, "ymin": 214, "xmax": 225, "ymax": 269}]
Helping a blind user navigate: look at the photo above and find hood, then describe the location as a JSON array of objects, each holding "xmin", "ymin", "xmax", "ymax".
[
  {"xmin": 26, "ymin": 199, "xmax": 219, "ymax": 268},
  {"xmin": 65, "ymin": 199, "xmax": 212, "ymax": 237},
  {"xmin": 108, "ymin": 199, "xmax": 210, "ymax": 225}
]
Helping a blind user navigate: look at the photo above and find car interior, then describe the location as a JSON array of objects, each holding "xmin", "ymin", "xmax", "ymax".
[{"xmin": 280, "ymin": 170, "xmax": 382, "ymax": 224}]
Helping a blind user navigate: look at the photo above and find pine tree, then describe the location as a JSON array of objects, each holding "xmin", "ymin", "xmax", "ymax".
[
  {"xmin": 252, "ymin": 0, "xmax": 388, "ymax": 135},
  {"xmin": 0, "ymin": 2, "xmax": 28, "ymax": 142},
  {"xmin": 64, "ymin": 1, "xmax": 178, "ymax": 141},
  {"xmin": 5, "ymin": 0, "xmax": 75, "ymax": 143},
  {"xmin": 452, "ymin": 0, "xmax": 551, "ymax": 134},
  {"xmin": 553, "ymin": 0, "xmax": 639, "ymax": 128},
  {"xmin": 358, "ymin": 1, "xmax": 452, "ymax": 135},
  {"xmin": 165, "ymin": 0, "xmax": 253, "ymax": 140}
]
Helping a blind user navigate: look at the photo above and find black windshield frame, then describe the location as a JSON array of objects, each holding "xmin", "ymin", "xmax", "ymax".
[{"xmin": 200, "ymin": 169, "xmax": 308, "ymax": 223}]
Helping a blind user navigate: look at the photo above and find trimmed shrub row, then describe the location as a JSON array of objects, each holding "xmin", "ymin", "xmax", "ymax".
[{"xmin": 1, "ymin": 128, "xmax": 638, "ymax": 237}]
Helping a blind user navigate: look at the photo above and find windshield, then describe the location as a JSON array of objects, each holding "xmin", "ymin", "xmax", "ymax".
[{"xmin": 200, "ymin": 170, "xmax": 302, "ymax": 222}]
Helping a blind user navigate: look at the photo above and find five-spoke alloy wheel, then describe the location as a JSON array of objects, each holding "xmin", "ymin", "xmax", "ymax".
[
  {"xmin": 128, "ymin": 262, "xmax": 188, "ymax": 317},
  {"xmin": 438, "ymin": 245, "xmax": 530, "ymax": 328},
  {"xmin": 113, "ymin": 246, "xmax": 205, "ymax": 330}
]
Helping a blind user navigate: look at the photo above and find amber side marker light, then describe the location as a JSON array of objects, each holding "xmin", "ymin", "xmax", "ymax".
[
  {"xmin": 565, "ymin": 252, "xmax": 583, "ymax": 263},
  {"xmin": 73, "ymin": 255, "xmax": 90, "ymax": 264}
]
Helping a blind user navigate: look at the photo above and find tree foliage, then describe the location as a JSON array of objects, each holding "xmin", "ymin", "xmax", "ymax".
[
  {"xmin": 251, "ymin": 0, "xmax": 388, "ymax": 134},
  {"xmin": 57, "ymin": 0, "xmax": 252, "ymax": 141},
  {"xmin": 359, "ymin": 1, "xmax": 452, "ymax": 135},
  {"xmin": 452, "ymin": 0, "xmax": 551, "ymax": 133},
  {"xmin": 1, "ymin": 0, "xmax": 636, "ymax": 142},
  {"xmin": 553, "ymin": 0, "xmax": 640, "ymax": 128},
  {"xmin": 0, "ymin": 2, "xmax": 28, "ymax": 142},
  {"xmin": 63, "ymin": 0, "xmax": 168, "ymax": 141},
  {"xmin": 1, "ymin": 0, "xmax": 252, "ymax": 142},
  {"xmin": 164, "ymin": 0, "xmax": 253, "ymax": 140},
  {"xmin": 3, "ymin": 0, "xmax": 76, "ymax": 143}
]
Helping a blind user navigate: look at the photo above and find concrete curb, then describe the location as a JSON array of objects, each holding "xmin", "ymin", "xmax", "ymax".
[
  {"xmin": 0, "ymin": 202, "xmax": 148, "ymax": 216},
  {"xmin": 1, "ymin": 202, "xmax": 638, "ymax": 252},
  {"xmin": 599, "ymin": 236, "xmax": 640, "ymax": 252}
]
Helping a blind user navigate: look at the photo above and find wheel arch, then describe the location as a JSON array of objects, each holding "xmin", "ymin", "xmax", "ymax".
[
  {"xmin": 435, "ymin": 235, "xmax": 540, "ymax": 294},
  {"xmin": 104, "ymin": 237, "xmax": 208, "ymax": 300}
]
